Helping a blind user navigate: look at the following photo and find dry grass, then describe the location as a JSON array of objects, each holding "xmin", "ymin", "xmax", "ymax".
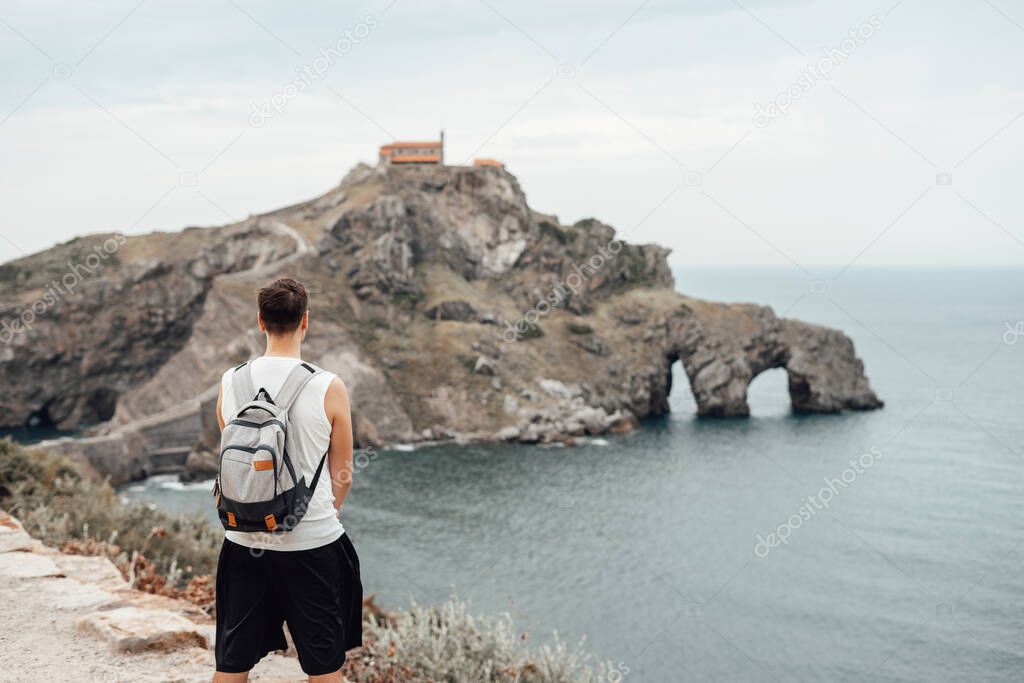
[{"xmin": 362, "ymin": 598, "xmax": 619, "ymax": 683}]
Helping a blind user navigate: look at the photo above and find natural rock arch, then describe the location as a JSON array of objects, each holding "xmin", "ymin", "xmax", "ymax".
[
  {"xmin": 662, "ymin": 301, "xmax": 882, "ymax": 417},
  {"xmin": 744, "ymin": 367, "xmax": 791, "ymax": 415}
]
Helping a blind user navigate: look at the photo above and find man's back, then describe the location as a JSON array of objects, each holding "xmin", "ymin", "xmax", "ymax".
[
  {"xmin": 213, "ymin": 278, "xmax": 360, "ymax": 682},
  {"xmin": 218, "ymin": 356, "xmax": 344, "ymax": 552}
]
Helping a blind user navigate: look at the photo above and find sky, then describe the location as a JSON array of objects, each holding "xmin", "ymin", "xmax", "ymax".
[{"xmin": 1, "ymin": 0, "xmax": 1023, "ymax": 272}]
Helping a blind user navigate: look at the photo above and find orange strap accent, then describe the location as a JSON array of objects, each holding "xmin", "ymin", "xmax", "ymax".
[
  {"xmin": 227, "ymin": 512, "xmax": 237, "ymax": 527},
  {"xmin": 253, "ymin": 460, "xmax": 274, "ymax": 471},
  {"xmin": 264, "ymin": 514, "xmax": 278, "ymax": 531}
]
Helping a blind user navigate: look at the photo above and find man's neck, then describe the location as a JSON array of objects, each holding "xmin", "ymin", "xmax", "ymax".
[{"xmin": 264, "ymin": 334, "xmax": 302, "ymax": 359}]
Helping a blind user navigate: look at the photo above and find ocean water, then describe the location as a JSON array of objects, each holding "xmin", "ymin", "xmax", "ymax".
[
  {"xmin": 0, "ymin": 427, "xmax": 76, "ymax": 443},
  {"xmin": 122, "ymin": 267, "xmax": 1024, "ymax": 682}
]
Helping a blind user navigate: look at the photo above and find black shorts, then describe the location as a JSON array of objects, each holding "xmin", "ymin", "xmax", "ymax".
[{"xmin": 215, "ymin": 533, "xmax": 363, "ymax": 675}]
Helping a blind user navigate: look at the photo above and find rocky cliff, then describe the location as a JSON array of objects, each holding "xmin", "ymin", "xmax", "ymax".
[{"xmin": 0, "ymin": 162, "xmax": 881, "ymax": 479}]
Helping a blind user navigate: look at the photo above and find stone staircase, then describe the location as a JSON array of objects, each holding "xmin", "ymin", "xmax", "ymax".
[{"xmin": 147, "ymin": 446, "xmax": 195, "ymax": 475}]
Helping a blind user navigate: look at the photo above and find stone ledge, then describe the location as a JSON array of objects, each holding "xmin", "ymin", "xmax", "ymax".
[
  {"xmin": 52, "ymin": 554, "xmax": 129, "ymax": 591},
  {"xmin": 0, "ymin": 529, "xmax": 43, "ymax": 553},
  {"xmin": 0, "ymin": 511, "xmax": 45, "ymax": 553},
  {"xmin": 76, "ymin": 606, "xmax": 208, "ymax": 653},
  {"xmin": 38, "ymin": 576, "xmax": 119, "ymax": 611},
  {"xmin": 0, "ymin": 551, "xmax": 63, "ymax": 579}
]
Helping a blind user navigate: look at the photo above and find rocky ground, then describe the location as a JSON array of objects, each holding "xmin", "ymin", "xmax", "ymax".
[
  {"xmin": 0, "ymin": 161, "xmax": 881, "ymax": 483},
  {"xmin": 0, "ymin": 509, "xmax": 305, "ymax": 682}
]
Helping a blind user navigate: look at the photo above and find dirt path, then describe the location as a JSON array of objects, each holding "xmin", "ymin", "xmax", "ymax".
[
  {"xmin": 0, "ymin": 510, "xmax": 304, "ymax": 683},
  {"xmin": 0, "ymin": 574, "xmax": 212, "ymax": 683},
  {"xmin": 222, "ymin": 218, "xmax": 315, "ymax": 282}
]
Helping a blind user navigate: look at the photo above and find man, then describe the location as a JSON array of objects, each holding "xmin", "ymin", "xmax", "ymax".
[{"xmin": 213, "ymin": 277, "xmax": 362, "ymax": 682}]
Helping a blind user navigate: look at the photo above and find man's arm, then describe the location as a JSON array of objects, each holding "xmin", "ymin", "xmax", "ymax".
[
  {"xmin": 324, "ymin": 377, "xmax": 354, "ymax": 511},
  {"xmin": 216, "ymin": 382, "xmax": 225, "ymax": 431}
]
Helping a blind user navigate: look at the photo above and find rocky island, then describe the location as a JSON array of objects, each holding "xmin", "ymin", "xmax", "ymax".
[{"xmin": 0, "ymin": 160, "xmax": 881, "ymax": 483}]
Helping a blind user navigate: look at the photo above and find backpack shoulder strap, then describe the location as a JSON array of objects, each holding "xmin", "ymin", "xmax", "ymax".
[
  {"xmin": 230, "ymin": 362, "xmax": 256, "ymax": 406},
  {"xmin": 274, "ymin": 361, "xmax": 324, "ymax": 412}
]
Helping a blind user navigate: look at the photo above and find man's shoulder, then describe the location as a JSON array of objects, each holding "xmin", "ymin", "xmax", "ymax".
[
  {"xmin": 322, "ymin": 374, "xmax": 349, "ymax": 406},
  {"xmin": 220, "ymin": 363, "xmax": 244, "ymax": 387},
  {"xmin": 315, "ymin": 369, "xmax": 341, "ymax": 396}
]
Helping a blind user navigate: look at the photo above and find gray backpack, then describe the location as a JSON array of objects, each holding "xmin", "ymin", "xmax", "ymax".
[{"xmin": 214, "ymin": 360, "xmax": 327, "ymax": 532}]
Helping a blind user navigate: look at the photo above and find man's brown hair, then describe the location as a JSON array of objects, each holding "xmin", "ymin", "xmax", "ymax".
[{"xmin": 258, "ymin": 278, "xmax": 308, "ymax": 335}]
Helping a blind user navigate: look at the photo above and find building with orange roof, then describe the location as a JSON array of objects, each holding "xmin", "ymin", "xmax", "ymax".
[
  {"xmin": 379, "ymin": 131, "xmax": 444, "ymax": 166},
  {"xmin": 473, "ymin": 158, "xmax": 504, "ymax": 168}
]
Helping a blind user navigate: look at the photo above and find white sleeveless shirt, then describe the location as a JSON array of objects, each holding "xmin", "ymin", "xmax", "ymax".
[{"xmin": 219, "ymin": 356, "xmax": 345, "ymax": 551}]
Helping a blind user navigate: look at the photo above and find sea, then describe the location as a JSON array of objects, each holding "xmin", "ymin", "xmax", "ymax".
[{"xmin": 120, "ymin": 266, "xmax": 1024, "ymax": 682}]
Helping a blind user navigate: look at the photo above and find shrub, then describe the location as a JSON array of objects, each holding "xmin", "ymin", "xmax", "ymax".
[
  {"xmin": 519, "ymin": 324, "xmax": 544, "ymax": 340},
  {"xmin": 566, "ymin": 322, "xmax": 593, "ymax": 336},
  {"xmin": 0, "ymin": 438, "xmax": 220, "ymax": 583},
  {"xmin": 364, "ymin": 598, "xmax": 618, "ymax": 683}
]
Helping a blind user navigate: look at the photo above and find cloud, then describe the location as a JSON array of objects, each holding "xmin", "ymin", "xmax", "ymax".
[{"xmin": 1, "ymin": 0, "xmax": 1022, "ymax": 268}]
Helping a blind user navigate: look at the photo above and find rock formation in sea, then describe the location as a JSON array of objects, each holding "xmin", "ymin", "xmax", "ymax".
[{"xmin": 0, "ymin": 162, "xmax": 882, "ymax": 482}]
